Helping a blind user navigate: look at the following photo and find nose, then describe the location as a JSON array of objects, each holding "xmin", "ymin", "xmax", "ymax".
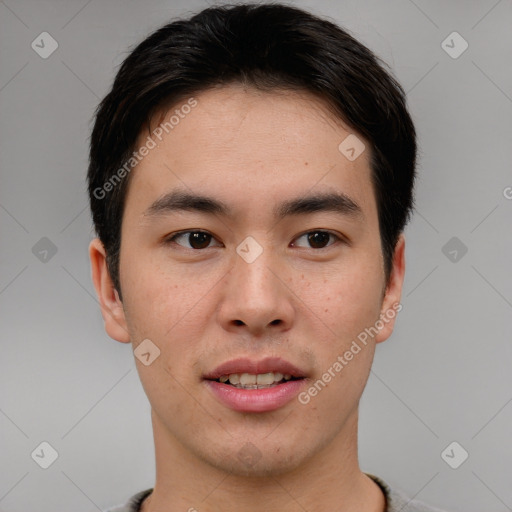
[{"xmin": 216, "ymin": 246, "xmax": 295, "ymax": 336}]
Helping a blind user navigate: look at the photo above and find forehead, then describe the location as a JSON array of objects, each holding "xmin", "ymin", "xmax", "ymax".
[{"xmin": 127, "ymin": 84, "xmax": 375, "ymax": 218}]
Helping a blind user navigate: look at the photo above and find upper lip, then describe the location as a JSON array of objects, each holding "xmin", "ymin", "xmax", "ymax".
[{"xmin": 203, "ymin": 357, "xmax": 308, "ymax": 380}]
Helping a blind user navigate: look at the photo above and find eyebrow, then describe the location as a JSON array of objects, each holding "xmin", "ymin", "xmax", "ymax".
[{"xmin": 144, "ymin": 189, "xmax": 363, "ymax": 221}]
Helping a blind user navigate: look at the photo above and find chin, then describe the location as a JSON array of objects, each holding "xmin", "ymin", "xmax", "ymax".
[
  {"xmin": 217, "ymin": 454, "xmax": 304, "ymax": 478},
  {"xmin": 197, "ymin": 436, "xmax": 312, "ymax": 478}
]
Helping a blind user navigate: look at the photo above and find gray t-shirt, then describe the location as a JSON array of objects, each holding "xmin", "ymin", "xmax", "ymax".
[{"xmin": 104, "ymin": 473, "xmax": 449, "ymax": 511}]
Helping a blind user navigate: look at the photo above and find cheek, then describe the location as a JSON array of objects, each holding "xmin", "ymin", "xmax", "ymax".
[
  {"xmin": 299, "ymin": 258, "xmax": 384, "ymax": 342},
  {"xmin": 120, "ymin": 250, "xmax": 213, "ymax": 332}
]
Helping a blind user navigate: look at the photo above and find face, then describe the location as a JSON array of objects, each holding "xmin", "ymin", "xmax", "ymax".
[{"xmin": 90, "ymin": 84, "xmax": 405, "ymax": 477}]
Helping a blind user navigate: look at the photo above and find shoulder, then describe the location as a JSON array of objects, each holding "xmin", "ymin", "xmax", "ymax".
[
  {"xmin": 103, "ymin": 489, "xmax": 153, "ymax": 512},
  {"xmin": 366, "ymin": 473, "xmax": 450, "ymax": 512}
]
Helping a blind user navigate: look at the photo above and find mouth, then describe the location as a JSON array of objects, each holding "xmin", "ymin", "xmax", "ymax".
[
  {"xmin": 203, "ymin": 357, "xmax": 308, "ymax": 412},
  {"xmin": 209, "ymin": 372, "xmax": 304, "ymax": 389}
]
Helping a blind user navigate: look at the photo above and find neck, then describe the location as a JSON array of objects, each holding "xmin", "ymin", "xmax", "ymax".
[{"xmin": 141, "ymin": 408, "xmax": 385, "ymax": 512}]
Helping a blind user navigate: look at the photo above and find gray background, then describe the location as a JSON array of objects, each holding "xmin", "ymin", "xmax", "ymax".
[{"xmin": 1, "ymin": 0, "xmax": 511, "ymax": 511}]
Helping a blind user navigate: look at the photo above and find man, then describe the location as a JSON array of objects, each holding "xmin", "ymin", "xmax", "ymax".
[{"xmin": 88, "ymin": 3, "xmax": 448, "ymax": 511}]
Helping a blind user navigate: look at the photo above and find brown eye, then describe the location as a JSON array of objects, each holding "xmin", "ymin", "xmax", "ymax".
[
  {"xmin": 187, "ymin": 232, "xmax": 212, "ymax": 249},
  {"xmin": 168, "ymin": 231, "xmax": 220, "ymax": 249},
  {"xmin": 293, "ymin": 230, "xmax": 340, "ymax": 249},
  {"xmin": 307, "ymin": 231, "xmax": 331, "ymax": 248}
]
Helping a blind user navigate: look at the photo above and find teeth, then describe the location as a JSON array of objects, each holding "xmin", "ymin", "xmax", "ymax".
[
  {"xmin": 257, "ymin": 372, "xmax": 281, "ymax": 385},
  {"xmin": 218, "ymin": 372, "xmax": 294, "ymax": 388},
  {"xmin": 229, "ymin": 373, "xmax": 240, "ymax": 385},
  {"xmin": 239, "ymin": 373, "xmax": 257, "ymax": 385}
]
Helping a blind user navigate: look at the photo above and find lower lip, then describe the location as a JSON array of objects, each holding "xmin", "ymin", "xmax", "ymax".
[{"xmin": 205, "ymin": 379, "xmax": 306, "ymax": 412}]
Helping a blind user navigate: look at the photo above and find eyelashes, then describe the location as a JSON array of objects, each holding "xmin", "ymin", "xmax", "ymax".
[
  {"xmin": 165, "ymin": 229, "xmax": 345, "ymax": 251},
  {"xmin": 292, "ymin": 230, "xmax": 342, "ymax": 249},
  {"xmin": 166, "ymin": 230, "xmax": 222, "ymax": 250}
]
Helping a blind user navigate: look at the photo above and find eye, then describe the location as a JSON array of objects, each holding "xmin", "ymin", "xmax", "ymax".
[
  {"xmin": 165, "ymin": 230, "xmax": 222, "ymax": 250},
  {"xmin": 292, "ymin": 230, "xmax": 342, "ymax": 249}
]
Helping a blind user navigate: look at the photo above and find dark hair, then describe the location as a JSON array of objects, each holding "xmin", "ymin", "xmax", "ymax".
[{"xmin": 88, "ymin": 2, "xmax": 417, "ymax": 295}]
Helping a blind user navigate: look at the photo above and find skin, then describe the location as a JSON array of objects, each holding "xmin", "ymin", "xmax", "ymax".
[{"xmin": 90, "ymin": 83, "xmax": 405, "ymax": 512}]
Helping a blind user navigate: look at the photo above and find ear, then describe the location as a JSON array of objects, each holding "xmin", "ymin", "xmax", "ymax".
[
  {"xmin": 374, "ymin": 233, "xmax": 406, "ymax": 344},
  {"xmin": 89, "ymin": 238, "xmax": 130, "ymax": 343}
]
